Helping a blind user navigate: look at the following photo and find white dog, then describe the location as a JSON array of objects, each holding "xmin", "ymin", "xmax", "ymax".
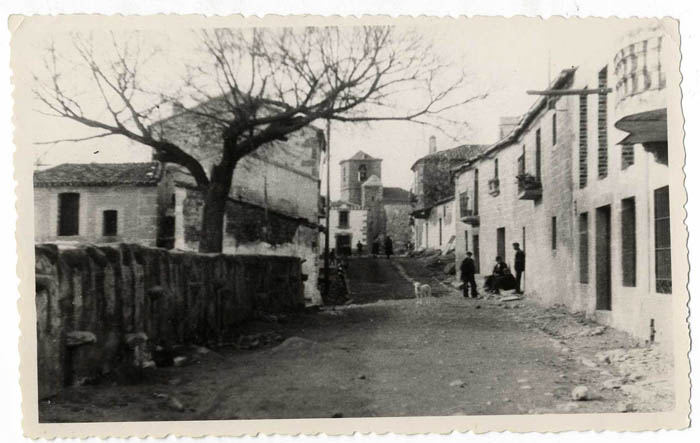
[{"xmin": 414, "ymin": 281, "xmax": 432, "ymax": 304}]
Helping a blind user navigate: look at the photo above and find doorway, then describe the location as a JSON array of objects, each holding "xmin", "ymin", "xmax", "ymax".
[
  {"xmin": 472, "ymin": 234, "xmax": 480, "ymax": 273},
  {"xmin": 595, "ymin": 205, "xmax": 612, "ymax": 310},
  {"xmin": 336, "ymin": 234, "xmax": 352, "ymax": 256},
  {"xmin": 496, "ymin": 227, "xmax": 506, "ymax": 262}
]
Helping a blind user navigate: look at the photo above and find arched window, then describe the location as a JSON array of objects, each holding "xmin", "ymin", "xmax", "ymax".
[{"xmin": 358, "ymin": 164, "xmax": 368, "ymax": 182}]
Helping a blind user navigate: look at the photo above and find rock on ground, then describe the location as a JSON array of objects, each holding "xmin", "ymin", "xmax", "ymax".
[{"xmin": 571, "ymin": 385, "xmax": 591, "ymax": 401}]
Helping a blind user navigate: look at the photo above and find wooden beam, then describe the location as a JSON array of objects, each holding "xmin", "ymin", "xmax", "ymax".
[{"xmin": 526, "ymin": 87, "xmax": 612, "ymax": 96}]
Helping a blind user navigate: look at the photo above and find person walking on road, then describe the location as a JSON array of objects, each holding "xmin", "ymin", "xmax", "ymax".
[
  {"xmin": 384, "ymin": 235, "xmax": 394, "ymax": 259},
  {"xmin": 513, "ymin": 242, "xmax": 525, "ymax": 294},
  {"xmin": 460, "ymin": 251, "xmax": 479, "ymax": 298}
]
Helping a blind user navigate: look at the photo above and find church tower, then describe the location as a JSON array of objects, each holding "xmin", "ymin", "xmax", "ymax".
[{"xmin": 339, "ymin": 151, "xmax": 382, "ymax": 205}]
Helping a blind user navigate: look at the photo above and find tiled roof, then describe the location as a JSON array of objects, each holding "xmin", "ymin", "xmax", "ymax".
[
  {"xmin": 34, "ymin": 162, "xmax": 163, "ymax": 187},
  {"xmin": 411, "ymin": 144, "xmax": 487, "ymax": 170},
  {"xmin": 382, "ymin": 187, "xmax": 412, "ymax": 203}
]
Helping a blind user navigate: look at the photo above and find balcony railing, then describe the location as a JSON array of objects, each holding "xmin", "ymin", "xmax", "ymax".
[
  {"xmin": 516, "ymin": 173, "xmax": 542, "ymax": 201},
  {"xmin": 488, "ymin": 178, "xmax": 500, "ymax": 196},
  {"xmin": 614, "ymin": 33, "xmax": 665, "ymax": 107},
  {"xmin": 460, "ymin": 209, "xmax": 480, "ymax": 226}
]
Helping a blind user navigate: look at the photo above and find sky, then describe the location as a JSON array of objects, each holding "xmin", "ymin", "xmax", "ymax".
[{"xmin": 22, "ymin": 17, "xmax": 649, "ymax": 200}]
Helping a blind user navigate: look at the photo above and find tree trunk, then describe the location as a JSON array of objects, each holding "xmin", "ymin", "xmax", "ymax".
[{"xmin": 198, "ymin": 161, "xmax": 236, "ymax": 253}]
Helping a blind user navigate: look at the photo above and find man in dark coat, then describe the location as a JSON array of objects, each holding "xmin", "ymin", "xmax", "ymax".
[
  {"xmin": 460, "ymin": 252, "xmax": 478, "ymax": 298},
  {"xmin": 384, "ymin": 235, "xmax": 394, "ymax": 259},
  {"xmin": 513, "ymin": 242, "xmax": 525, "ymax": 294}
]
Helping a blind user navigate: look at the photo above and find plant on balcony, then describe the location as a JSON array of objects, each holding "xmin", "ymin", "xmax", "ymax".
[{"xmin": 516, "ymin": 173, "xmax": 541, "ymax": 190}]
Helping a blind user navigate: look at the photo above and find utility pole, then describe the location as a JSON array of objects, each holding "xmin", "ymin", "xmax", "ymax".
[{"xmin": 323, "ymin": 119, "xmax": 332, "ymax": 300}]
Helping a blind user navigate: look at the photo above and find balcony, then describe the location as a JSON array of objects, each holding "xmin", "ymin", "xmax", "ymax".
[
  {"xmin": 487, "ymin": 178, "xmax": 500, "ymax": 196},
  {"xmin": 613, "ymin": 25, "xmax": 667, "ymax": 120},
  {"xmin": 516, "ymin": 173, "xmax": 542, "ymax": 201},
  {"xmin": 460, "ymin": 209, "xmax": 480, "ymax": 226}
]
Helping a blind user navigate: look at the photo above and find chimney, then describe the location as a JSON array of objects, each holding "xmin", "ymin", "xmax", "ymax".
[
  {"xmin": 499, "ymin": 116, "xmax": 520, "ymax": 139},
  {"xmin": 428, "ymin": 135, "xmax": 437, "ymax": 154}
]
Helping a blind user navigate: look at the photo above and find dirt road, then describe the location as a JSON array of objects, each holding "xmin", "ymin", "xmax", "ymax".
[{"xmin": 40, "ymin": 257, "xmax": 673, "ymax": 422}]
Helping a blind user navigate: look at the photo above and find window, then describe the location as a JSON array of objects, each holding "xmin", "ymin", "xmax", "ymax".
[
  {"xmin": 342, "ymin": 166, "xmax": 346, "ymax": 183},
  {"xmin": 552, "ymin": 113, "xmax": 557, "ymax": 146},
  {"xmin": 579, "ymin": 93, "xmax": 589, "ymax": 188},
  {"xmin": 358, "ymin": 164, "xmax": 368, "ymax": 182},
  {"xmin": 459, "ymin": 191, "xmax": 470, "ymax": 217},
  {"xmin": 579, "ymin": 212, "xmax": 589, "ymax": 283},
  {"xmin": 473, "ymin": 169, "xmax": 479, "ymax": 215},
  {"xmin": 494, "ymin": 158, "xmax": 499, "ymax": 179},
  {"xmin": 535, "ymin": 129, "xmax": 542, "ymax": 180},
  {"xmin": 103, "ymin": 210, "xmax": 118, "ymax": 236},
  {"xmin": 621, "ymin": 197, "xmax": 636, "ymax": 287},
  {"xmin": 439, "ymin": 218, "xmax": 443, "ymax": 246},
  {"xmin": 338, "ymin": 210, "xmax": 349, "ymax": 229},
  {"xmin": 517, "ymin": 145, "xmax": 525, "ymax": 176},
  {"xmin": 598, "ymin": 66, "xmax": 609, "ymax": 179},
  {"xmin": 58, "ymin": 192, "xmax": 80, "ymax": 236},
  {"xmin": 654, "ymin": 186, "xmax": 672, "ymax": 293},
  {"xmin": 551, "ymin": 216, "xmax": 557, "ymax": 250},
  {"xmin": 621, "ymin": 144, "xmax": 635, "ymax": 169}
]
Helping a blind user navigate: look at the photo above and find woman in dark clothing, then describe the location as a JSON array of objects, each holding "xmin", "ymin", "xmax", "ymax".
[{"xmin": 485, "ymin": 256, "xmax": 515, "ymax": 294}]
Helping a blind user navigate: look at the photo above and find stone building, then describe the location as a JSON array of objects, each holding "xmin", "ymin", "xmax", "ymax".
[
  {"xmin": 325, "ymin": 151, "xmax": 412, "ymax": 255},
  {"xmin": 34, "ymin": 162, "xmax": 177, "ymax": 247},
  {"xmin": 411, "ymin": 136, "xmax": 486, "ymax": 251},
  {"xmin": 454, "ymin": 24, "xmax": 676, "ymax": 343},
  {"xmin": 152, "ymin": 106, "xmax": 325, "ymax": 305},
  {"xmin": 35, "ymin": 106, "xmax": 326, "ymax": 305}
]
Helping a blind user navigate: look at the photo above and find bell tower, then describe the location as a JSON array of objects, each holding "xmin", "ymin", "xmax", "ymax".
[{"xmin": 339, "ymin": 151, "xmax": 382, "ymax": 205}]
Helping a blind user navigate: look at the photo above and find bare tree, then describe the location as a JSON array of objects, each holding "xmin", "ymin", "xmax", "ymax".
[{"xmin": 34, "ymin": 26, "xmax": 486, "ymax": 253}]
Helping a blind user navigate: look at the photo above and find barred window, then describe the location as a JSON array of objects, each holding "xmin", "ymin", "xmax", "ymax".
[
  {"xmin": 621, "ymin": 197, "xmax": 636, "ymax": 287},
  {"xmin": 579, "ymin": 212, "xmax": 589, "ymax": 283},
  {"xmin": 535, "ymin": 129, "xmax": 542, "ymax": 180},
  {"xmin": 621, "ymin": 144, "xmax": 635, "ymax": 169},
  {"xmin": 654, "ymin": 186, "xmax": 672, "ymax": 293}
]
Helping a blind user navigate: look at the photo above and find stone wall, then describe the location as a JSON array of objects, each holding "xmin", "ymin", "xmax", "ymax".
[
  {"xmin": 175, "ymin": 187, "xmax": 321, "ymax": 304},
  {"xmin": 384, "ymin": 203, "xmax": 413, "ymax": 253},
  {"xmin": 35, "ymin": 243, "xmax": 304, "ymax": 399}
]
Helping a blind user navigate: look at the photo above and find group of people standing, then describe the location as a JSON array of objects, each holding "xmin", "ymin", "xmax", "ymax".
[
  {"xmin": 354, "ymin": 235, "xmax": 394, "ymax": 259},
  {"xmin": 369, "ymin": 235, "xmax": 394, "ymax": 259},
  {"xmin": 460, "ymin": 242, "xmax": 525, "ymax": 298}
]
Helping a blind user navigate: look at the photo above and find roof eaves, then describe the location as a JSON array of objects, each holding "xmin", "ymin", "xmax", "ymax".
[{"xmin": 467, "ymin": 68, "xmax": 577, "ymax": 168}]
